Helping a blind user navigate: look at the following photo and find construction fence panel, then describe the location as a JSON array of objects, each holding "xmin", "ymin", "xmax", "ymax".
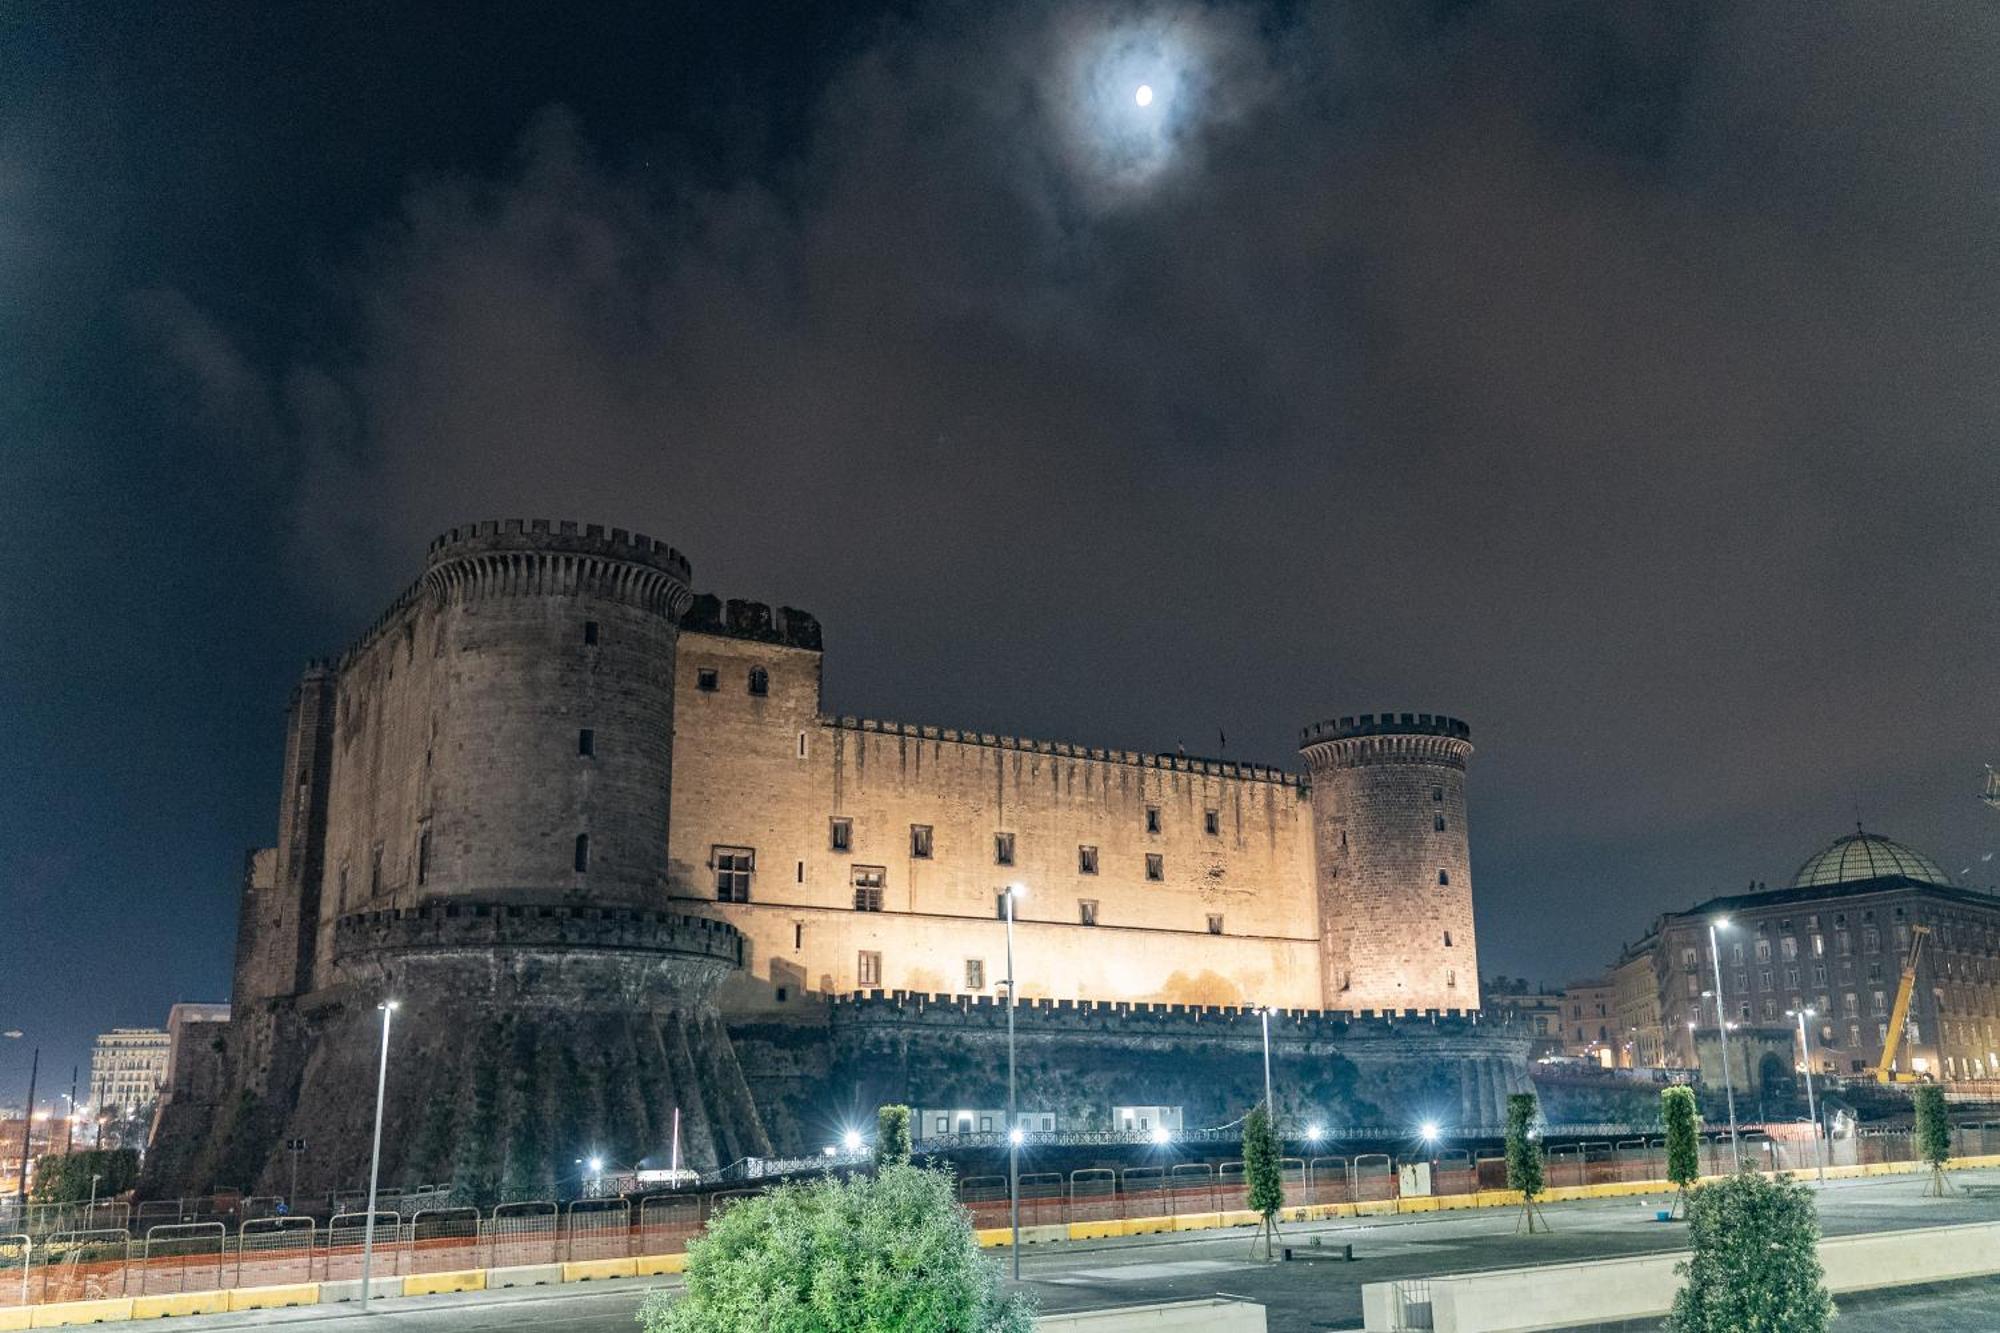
[
  {"xmin": 408, "ymin": 1208, "xmax": 481, "ymax": 1275},
  {"xmin": 637, "ymin": 1195, "xmax": 700, "ymax": 1257},
  {"xmin": 1020, "ymin": 1172, "xmax": 1066, "ymax": 1228},
  {"xmin": 565, "ymin": 1199, "xmax": 632, "ymax": 1262},
  {"xmin": 1214, "ymin": 1161, "xmax": 1247, "ymax": 1214},
  {"xmin": 1352, "ymin": 1153, "xmax": 1394, "ymax": 1203},
  {"xmin": 484, "ymin": 1203, "xmax": 558, "ymax": 1270},
  {"xmin": 1306, "ymin": 1157, "xmax": 1350, "ymax": 1206},
  {"xmin": 34, "ymin": 1230, "xmax": 129, "ymax": 1305},
  {"xmin": 957, "ymin": 1177, "xmax": 1010, "ymax": 1232},
  {"xmin": 1068, "ymin": 1169, "xmax": 1118, "ymax": 1225},
  {"xmin": 1474, "ymin": 1151, "xmax": 1508, "ymax": 1192},
  {"xmin": 0, "ymin": 1235, "xmax": 27, "ymax": 1308},
  {"xmin": 1120, "ymin": 1167, "xmax": 1168, "ymax": 1221},
  {"xmin": 1168, "ymin": 1163, "xmax": 1215, "ymax": 1217},
  {"xmin": 140, "ymin": 1222, "xmax": 225, "ymax": 1297},
  {"xmin": 236, "ymin": 1217, "xmax": 315, "ymax": 1289},
  {"xmin": 1431, "ymin": 1149, "xmax": 1475, "ymax": 1197},
  {"xmin": 323, "ymin": 1212, "xmax": 403, "ymax": 1282}
]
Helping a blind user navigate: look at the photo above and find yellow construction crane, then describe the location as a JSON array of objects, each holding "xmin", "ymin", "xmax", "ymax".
[{"xmin": 1875, "ymin": 923, "xmax": 1933, "ymax": 1084}]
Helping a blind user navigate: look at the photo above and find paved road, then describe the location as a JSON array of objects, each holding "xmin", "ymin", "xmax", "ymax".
[{"xmin": 149, "ymin": 1169, "xmax": 2000, "ymax": 1332}]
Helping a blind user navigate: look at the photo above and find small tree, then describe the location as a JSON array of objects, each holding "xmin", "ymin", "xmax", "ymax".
[
  {"xmin": 31, "ymin": 1149, "xmax": 139, "ymax": 1204},
  {"xmin": 1243, "ymin": 1103, "xmax": 1284, "ymax": 1261},
  {"xmin": 1914, "ymin": 1083, "xmax": 1953, "ymax": 1197},
  {"xmin": 875, "ymin": 1104, "xmax": 912, "ymax": 1169},
  {"xmin": 1505, "ymin": 1092, "xmax": 1548, "ymax": 1234},
  {"xmin": 1664, "ymin": 1172, "xmax": 1833, "ymax": 1333},
  {"xmin": 639, "ymin": 1163, "xmax": 1033, "ymax": 1333},
  {"xmin": 1662, "ymin": 1085, "xmax": 1702, "ymax": 1218}
]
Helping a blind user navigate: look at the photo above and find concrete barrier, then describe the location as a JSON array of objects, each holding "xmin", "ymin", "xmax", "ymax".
[
  {"xmin": 1036, "ymin": 1298, "xmax": 1266, "ymax": 1330},
  {"xmin": 224, "ymin": 1284, "xmax": 317, "ymax": 1311},
  {"xmin": 0, "ymin": 1308, "xmax": 32, "ymax": 1332},
  {"xmin": 28, "ymin": 1299, "xmax": 136, "ymax": 1327},
  {"xmin": 316, "ymin": 1277, "xmax": 401, "ymax": 1304},
  {"xmin": 129, "ymin": 1292, "xmax": 230, "ymax": 1319},
  {"xmin": 560, "ymin": 1258, "xmax": 638, "ymax": 1282},
  {"xmin": 485, "ymin": 1263, "xmax": 564, "ymax": 1289},
  {"xmin": 976, "ymin": 1224, "xmax": 1067, "ymax": 1247},
  {"xmin": 634, "ymin": 1253, "xmax": 687, "ymax": 1277},
  {"xmin": 1360, "ymin": 1218, "xmax": 2000, "ymax": 1332},
  {"xmin": 402, "ymin": 1270, "xmax": 485, "ymax": 1296}
]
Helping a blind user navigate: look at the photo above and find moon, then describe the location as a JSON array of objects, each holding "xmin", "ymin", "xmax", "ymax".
[{"xmin": 1135, "ymin": 84, "xmax": 1154, "ymax": 107}]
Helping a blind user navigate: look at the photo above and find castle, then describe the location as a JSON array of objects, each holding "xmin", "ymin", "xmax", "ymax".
[{"xmin": 150, "ymin": 519, "xmax": 1520, "ymax": 1200}]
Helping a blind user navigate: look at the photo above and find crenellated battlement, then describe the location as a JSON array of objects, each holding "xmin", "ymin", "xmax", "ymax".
[
  {"xmin": 330, "ymin": 899, "xmax": 744, "ymax": 967},
  {"xmin": 680, "ymin": 594, "xmax": 823, "ymax": 651},
  {"xmin": 820, "ymin": 716, "xmax": 1303, "ymax": 787},
  {"xmin": 1299, "ymin": 713, "xmax": 1471, "ymax": 746},
  {"xmin": 426, "ymin": 518, "xmax": 690, "ymax": 581},
  {"xmin": 823, "ymin": 989, "xmax": 1507, "ymax": 1039}
]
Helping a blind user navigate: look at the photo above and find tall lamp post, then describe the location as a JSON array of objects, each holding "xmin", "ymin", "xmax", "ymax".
[
  {"xmin": 359, "ymin": 1000, "xmax": 399, "ymax": 1313},
  {"xmin": 1707, "ymin": 917, "xmax": 1741, "ymax": 1172},
  {"xmin": 7, "ymin": 1033, "xmax": 35, "ymax": 1211},
  {"xmin": 1003, "ymin": 883, "xmax": 1026, "ymax": 1282},
  {"xmin": 1787, "ymin": 1007, "xmax": 1827, "ymax": 1186},
  {"xmin": 1254, "ymin": 1006, "xmax": 1276, "ymax": 1124}
]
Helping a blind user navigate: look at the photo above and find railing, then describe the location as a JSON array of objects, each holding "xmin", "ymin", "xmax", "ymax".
[{"xmin": 1, "ymin": 1121, "xmax": 1984, "ymax": 1310}]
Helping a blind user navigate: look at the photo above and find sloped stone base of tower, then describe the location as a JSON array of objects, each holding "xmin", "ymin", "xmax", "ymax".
[{"xmin": 146, "ymin": 905, "xmax": 768, "ymax": 1202}]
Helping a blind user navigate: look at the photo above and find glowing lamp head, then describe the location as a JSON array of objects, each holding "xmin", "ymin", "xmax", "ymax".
[
  {"xmin": 1306, "ymin": 1124, "xmax": 1324, "ymax": 1143},
  {"xmin": 588, "ymin": 1156, "xmax": 603, "ymax": 1173},
  {"xmin": 1713, "ymin": 916, "xmax": 1731, "ymax": 930},
  {"xmin": 1006, "ymin": 882, "xmax": 1027, "ymax": 899},
  {"xmin": 842, "ymin": 1129, "xmax": 863, "ymax": 1153},
  {"xmin": 1420, "ymin": 1121, "xmax": 1440, "ymax": 1143},
  {"xmin": 1135, "ymin": 84, "xmax": 1154, "ymax": 107},
  {"xmin": 822, "ymin": 1145, "xmax": 837, "ymax": 1157},
  {"xmin": 1150, "ymin": 1126, "xmax": 1171, "ymax": 1145},
  {"xmin": 1007, "ymin": 1126, "xmax": 1024, "ymax": 1146}
]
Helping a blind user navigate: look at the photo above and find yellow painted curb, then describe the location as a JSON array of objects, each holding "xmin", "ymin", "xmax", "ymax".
[
  {"xmin": 130, "ymin": 1292, "xmax": 230, "ymax": 1319},
  {"xmin": 0, "ymin": 1308, "xmax": 34, "ymax": 1332},
  {"xmin": 29, "ymin": 1299, "xmax": 135, "ymax": 1327},
  {"xmin": 1123, "ymin": 1214, "xmax": 1172, "ymax": 1236},
  {"xmin": 1067, "ymin": 1220, "xmax": 1122, "ymax": 1241},
  {"xmin": 635, "ymin": 1253, "xmax": 687, "ymax": 1277},
  {"xmin": 1171, "ymin": 1213, "xmax": 1220, "ymax": 1232},
  {"xmin": 1353, "ymin": 1199, "xmax": 1397, "ymax": 1216},
  {"xmin": 225, "ymin": 1283, "xmax": 318, "ymax": 1311},
  {"xmin": 403, "ymin": 1270, "xmax": 486, "ymax": 1296},
  {"xmin": 561, "ymin": 1258, "xmax": 638, "ymax": 1282}
]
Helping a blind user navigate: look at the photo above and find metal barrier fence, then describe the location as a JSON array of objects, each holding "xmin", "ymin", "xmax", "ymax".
[{"xmin": 2, "ymin": 1123, "xmax": 1987, "ymax": 1308}]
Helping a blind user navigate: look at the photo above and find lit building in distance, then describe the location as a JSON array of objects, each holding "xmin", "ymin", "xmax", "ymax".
[{"xmin": 89, "ymin": 1028, "xmax": 170, "ymax": 1115}]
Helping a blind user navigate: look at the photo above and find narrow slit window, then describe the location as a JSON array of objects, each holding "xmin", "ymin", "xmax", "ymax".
[
  {"xmin": 1145, "ymin": 853, "xmax": 1164, "ymax": 882},
  {"xmin": 1078, "ymin": 845, "xmax": 1098, "ymax": 875},
  {"xmin": 858, "ymin": 951, "xmax": 882, "ymax": 988},
  {"xmin": 965, "ymin": 959, "xmax": 985, "ymax": 990},
  {"xmin": 910, "ymin": 824, "xmax": 933, "ymax": 859},
  {"xmin": 578, "ymin": 728, "xmax": 595, "ymax": 757},
  {"xmin": 1438, "ymin": 868, "xmax": 1450, "ymax": 885},
  {"xmin": 1434, "ymin": 814, "xmax": 1445, "ymax": 832},
  {"xmin": 994, "ymin": 832, "xmax": 1015, "ymax": 866},
  {"xmin": 416, "ymin": 828, "xmax": 430, "ymax": 886},
  {"xmin": 1204, "ymin": 810, "xmax": 1219, "ymax": 836},
  {"xmin": 1078, "ymin": 900, "xmax": 1099, "ymax": 927},
  {"xmin": 1144, "ymin": 806, "xmax": 1161, "ymax": 834},
  {"xmin": 830, "ymin": 817, "xmax": 852, "ymax": 852},
  {"xmin": 573, "ymin": 833, "xmax": 590, "ymax": 873},
  {"xmin": 747, "ymin": 666, "xmax": 769, "ymax": 696},
  {"xmin": 583, "ymin": 621, "xmax": 599, "ymax": 646},
  {"xmin": 696, "ymin": 667, "xmax": 718, "ymax": 691}
]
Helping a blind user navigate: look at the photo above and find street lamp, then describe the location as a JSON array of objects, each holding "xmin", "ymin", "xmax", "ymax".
[
  {"xmin": 7, "ymin": 1033, "xmax": 36, "ymax": 1210},
  {"xmin": 1253, "ymin": 1006, "xmax": 1276, "ymax": 1129},
  {"xmin": 841, "ymin": 1129, "xmax": 863, "ymax": 1154},
  {"xmin": 1787, "ymin": 1008, "xmax": 1827, "ymax": 1186},
  {"xmin": 1707, "ymin": 918, "xmax": 1742, "ymax": 1171},
  {"xmin": 360, "ymin": 1000, "xmax": 399, "ymax": 1313},
  {"xmin": 1003, "ymin": 882, "xmax": 1027, "ymax": 1281}
]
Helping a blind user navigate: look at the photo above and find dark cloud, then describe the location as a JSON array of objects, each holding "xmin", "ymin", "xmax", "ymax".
[{"xmin": 11, "ymin": 0, "xmax": 2000, "ymax": 1083}]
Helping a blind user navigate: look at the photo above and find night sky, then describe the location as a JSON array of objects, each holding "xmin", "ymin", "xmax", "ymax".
[{"xmin": 5, "ymin": 2, "xmax": 1999, "ymax": 1101}]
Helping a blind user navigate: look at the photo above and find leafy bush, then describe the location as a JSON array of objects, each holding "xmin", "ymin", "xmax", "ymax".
[
  {"xmin": 1664, "ymin": 1172, "xmax": 1833, "ymax": 1333},
  {"xmin": 1662, "ymin": 1085, "xmax": 1701, "ymax": 1191},
  {"xmin": 1505, "ymin": 1093, "xmax": 1543, "ymax": 1199},
  {"xmin": 638, "ymin": 1164, "xmax": 1032, "ymax": 1333},
  {"xmin": 1914, "ymin": 1084, "xmax": 1951, "ymax": 1168},
  {"xmin": 32, "ymin": 1149, "xmax": 139, "ymax": 1203},
  {"xmin": 1243, "ymin": 1104, "xmax": 1283, "ymax": 1218},
  {"xmin": 875, "ymin": 1104, "xmax": 912, "ymax": 1168}
]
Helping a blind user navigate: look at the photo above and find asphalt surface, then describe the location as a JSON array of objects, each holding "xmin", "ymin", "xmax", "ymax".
[{"xmin": 139, "ymin": 1169, "xmax": 2000, "ymax": 1332}]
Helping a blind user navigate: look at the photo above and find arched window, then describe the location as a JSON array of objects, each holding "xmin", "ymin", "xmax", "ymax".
[
  {"xmin": 573, "ymin": 833, "xmax": 590, "ymax": 873},
  {"xmin": 748, "ymin": 666, "xmax": 769, "ymax": 696}
]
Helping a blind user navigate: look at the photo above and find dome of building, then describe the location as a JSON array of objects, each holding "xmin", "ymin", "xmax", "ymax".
[{"xmin": 1790, "ymin": 831, "xmax": 1951, "ymax": 890}]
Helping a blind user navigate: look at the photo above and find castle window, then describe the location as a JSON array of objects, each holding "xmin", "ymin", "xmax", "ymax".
[
  {"xmin": 573, "ymin": 833, "xmax": 590, "ymax": 873},
  {"xmin": 966, "ymin": 959, "xmax": 985, "ymax": 990},
  {"xmin": 748, "ymin": 667, "xmax": 769, "ymax": 696},
  {"xmin": 910, "ymin": 824, "xmax": 933, "ymax": 858},
  {"xmin": 830, "ymin": 818, "xmax": 852, "ymax": 852},
  {"xmin": 714, "ymin": 846, "xmax": 754, "ymax": 902},
  {"xmin": 578, "ymin": 728, "xmax": 595, "ymax": 757},
  {"xmin": 1447, "ymin": 969, "xmax": 1457, "ymax": 987},
  {"xmin": 994, "ymin": 832, "xmax": 1015, "ymax": 866},
  {"xmin": 1432, "ymin": 787, "xmax": 1443, "ymax": 802},
  {"xmin": 696, "ymin": 667, "xmax": 718, "ymax": 691},
  {"xmin": 1444, "ymin": 931, "xmax": 1452, "ymax": 947},
  {"xmin": 583, "ymin": 621, "xmax": 599, "ymax": 646},
  {"xmin": 1145, "ymin": 854, "xmax": 1164, "ymax": 882},
  {"xmin": 337, "ymin": 862, "xmax": 350, "ymax": 912},
  {"xmin": 852, "ymin": 866, "xmax": 885, "ymax": 912},
  {"xmin": 798, "ymin": 731, "xmax": 807, "ymax": 758},
  {"xmin": 416, "ymin": 828, "xmax": 431, "ymax": 886},
  {"xmin": 1144, "ymin": 806, "xmax": 1161, "ymax": 834},
  {"xmin": 1434, "ymin": 814, "xmax": 1446, "ymax": 832},
  {"xmin": 1437, "ymin": 869, "xmax": 1449, "ymax": 885},
  {"xmin": 1078, "ymin": 845, "xmax": 1098, "ymax": 875},
  {"xmin": 858, "ymin": 951, "xmax": 882, "ymax": 988},
  {"xmin": 996, "ymin": 892, "xmax": 1010, "ymax": 920},
  {"xmin": 1078, "ymin": 900, "xmax": 1099, "ymax": 927},
  {"xmin": 1207, "ymin": 914, "xmax": 1223, "ymax": 936},
  {"xmin": 794, "ymin": 923, "xmax": 803, "ymax": 950},
  {"xmin": 1204, "ymin": 810, "xmax": 1220, "ymax": 837}
]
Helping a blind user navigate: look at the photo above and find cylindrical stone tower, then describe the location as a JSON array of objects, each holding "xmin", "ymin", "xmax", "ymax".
[
  {"xmin": 420, "ymin": 519, "xmax": 692, "ymax": 907},
  {"xmin": 1300, "ymin": 713, "xmax": 1478, "ymax": 1014}
]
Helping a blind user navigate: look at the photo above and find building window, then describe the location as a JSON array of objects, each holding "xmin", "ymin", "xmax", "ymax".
[
  {"xmin": 1863, "ymin": 927, "xmax": 1880, "ymax": 952},
  {"xmin": 1434, "ymin": 814, "xmax": 1446, "ymax": 832},
  {"xmin": 794, "ymin": 923, "xmax": 803, "ymax": 950},
  {"xmin": 1731, "ymin": 943, "xmax": 1745, "ymax": 965},
  {"xmin": 578, "ymin": 728, "xmax": 595, "ymax": 757},
  {"xmin": 1145, "ymin": 854, "xmax": 1164, "ymax": 882},
  {"xmin": 1204, "ymin": 809, "xmax": 1220, "ymax": 836},
  {"xmin": 911, "ymin": 825, "xmax": 933, "ymax": 858},
  {"xmin": 1145, "ymin": 806, "xmax": 1161, "ymax": 834},
  {"xmin": 1079, "ymin": 900, "xmax": 1099, "ymax": 926},
  {"xmin": 1812, "ymin": 933, "xmax": 1825, "ymax": 957},
  {"xmin": 416, "ymin": 828, "xmax": 430, "ymax": 886},
  {"xmin": 1872, "ymin": 990, "xmax": 1888, "ymax": 1016},
  {"xmin": 696, "ymin": 667, "xmax": 718, "ymax": 691},
  {"xmin": 573, "ymin": 833, "xmax": 590, "ymax": 873},
  {"xmin": 1837, "ymin": 931, "xmax": 1852, "ymax": 956},
  {"xmin": 1208, "ymin": 914, "xmax": 1224, "ymax": 935},
  {"xmin": 858, "ymin": 951, "xmax": 882, "ymax": 988},
  {"xmin": 1438, "ymin": 869, "xmax": 1450, "ymax": 885},
  {"xmin": 1432, "ymin": 786, "xmax": 1444, "ymax": 802},
  {"xmin": 583, "ymin": 621, "xmax": 598, "ymax": 645},
  {"xmin": 830, "ymin": 818, "xmax": 852, "ymax": 852},
  {"xmin": 748, "ymin": 667, "xmax": 769, "ymax": 696},
  {"xmin": 1843, "ymin": 993, "xmax": 1859, "ymax": 1017},
  {"xmin": 966, "ymin": 959, "xmax": 985, "ymax": 990},
  {"xmin": 1447, "ymin": 969, "xmax": 1457, "ymax": 988},
  {"xmin": 1755, "ymin": 939, "xmax": 1771, "ymax": 963},
  {"xmin": 1781, "ymin": 937, "xmax": 1798, "ymax": 961},
  {"xmin": 714, "ymin": 846, "xmax": 754, "ymax": 902},
  {"xmin": 1759, "ymin": 969, "xmax": 1773, "ymax": 991},
  {"xmin": 1079, "ymin": 845, "xmax": 1098, "ymax": 875},
  {"xmin": 852, "ymin": 866, "xmax": 885, "ymax": 912},
  {"xmin": 1444, "ymin": 931, "xmax": 1453, "ymax": 947},
  {"xmin": 1681, "ymin": 947, "xmax": 1697, "ymax": 970},
  {"xmin": 996, "ymin": 892, "xmax": 1010, "ymax": 920},
  {"xmin": 995, "ymin": 832, "xmax": 1015, "ymax": 866}
]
